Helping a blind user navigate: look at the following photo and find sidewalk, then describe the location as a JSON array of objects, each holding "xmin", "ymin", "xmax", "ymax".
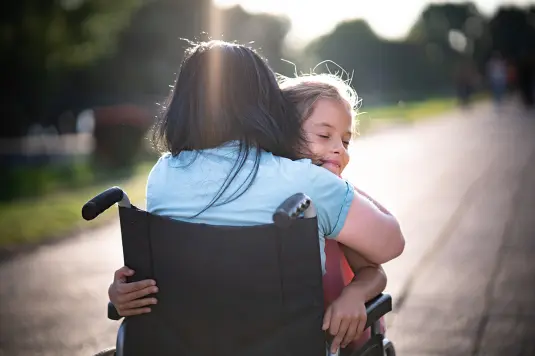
[{"xmin": 385, "ymin": 112, "xmax": 535, "ymax": 355}]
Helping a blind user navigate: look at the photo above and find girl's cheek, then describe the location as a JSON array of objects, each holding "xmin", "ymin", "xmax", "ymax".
[
  {"xmin": 309, "ymin": 143, "xmax": 323, "ymax": 159},
  {"xmin": 342, "ymin": 154, "xmax": 350, "ymax": 171}
]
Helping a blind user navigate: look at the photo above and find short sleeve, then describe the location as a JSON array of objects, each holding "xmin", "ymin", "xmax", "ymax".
[
  {"xmin": 145, "ymin": 154, "xmax": 168, "ymax": 213},
  {"xmin": 302, "ymin": 163, "xmax": 355, "ymax": 239}
]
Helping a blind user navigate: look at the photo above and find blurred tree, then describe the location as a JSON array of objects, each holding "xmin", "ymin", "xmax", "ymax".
[
  {"xmin": 407, "ymin": 3, "xmax": 491, "ymax": 74},
  {"xmin": 490, "ymin": 6, "xmax": 535, "ymax": 107},
  {"xmin": 304, "ymin": 20, "xmax": 383, "ymax": 100},
  {"xmin": 2, "ymin": 0, "xmax": 292, "ymax": 168},
  {"xmin": 408, "ymin": 3, "xmax": 486, "ymax": 45},
  {"xmin": 304, "ymin": 19, "xmax": 454, "ymax": 105},
  {"xmin": 6, "ymin": 0, "xmax": 533, "ymax": 140},
  {"xmin": 214, "ymin": 5, "xmax": 292, "ymax": 75},
  {"xmin": 79, "ymin": 0, "xmax": 211, "ymax": 105},
  {"xmin": 77, "ymin": 0, "xmax": 211, "ymax": 168},
  {"xmin": 1, "ymin": 0, "xmax": 144, "ymax": 137},
  {"xmin": 78, "ymin": 3, "xmax": 290, "ymax": 109},
  {"xmin": 489, "ymin": 6, "xmax": 535, "ymax": 61}
]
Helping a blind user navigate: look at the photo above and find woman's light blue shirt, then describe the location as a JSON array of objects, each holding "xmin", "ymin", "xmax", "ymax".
[{"xmin": 146, "ymin": 142, "xmax": 354, "ymax": 272}]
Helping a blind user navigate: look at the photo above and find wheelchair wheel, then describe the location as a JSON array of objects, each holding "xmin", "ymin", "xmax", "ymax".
[
  {"xmin": 383, "ymin": 338, "xmax": 396, "ymax": 356},
  {"xmin": 92, "ymin": 347, "xmax": 116, "ymax": 356}
]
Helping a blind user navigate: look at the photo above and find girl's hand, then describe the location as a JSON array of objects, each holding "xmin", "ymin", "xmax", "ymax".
[
  {"xmin": 108, "ymin": 266, "xmax": 159, "ymax": 317},
  {"xmin": 323, "ymin": 284, "xmax": 367, "ymax": 353}
]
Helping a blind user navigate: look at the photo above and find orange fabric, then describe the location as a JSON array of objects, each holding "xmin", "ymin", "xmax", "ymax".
[{"xmin": 322, "ymin": 239, "xmax": 386, "ymax": 350}]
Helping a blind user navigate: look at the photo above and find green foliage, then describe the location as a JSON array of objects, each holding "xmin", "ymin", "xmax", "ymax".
[
  {"xmin": 300, "ymin": 2, "xmax": 534, "ymax": 106},
  {"xmin": 1, "ymin": 0, "xmax": 144, "ymax": 70},
  {"xmin": 0, "ymin": 162, "xmax": 151, "ymax": 247},
  {"xmin": 0, "ymin": 160, "xmax": 94, "ymax": 201},
  {"xmin": 1, "ymin": 0, "xmax": 145, "ymax": 137},
  {"xmin": 303, "ymin": 19, "xmax": 455, "ymax": 106}
]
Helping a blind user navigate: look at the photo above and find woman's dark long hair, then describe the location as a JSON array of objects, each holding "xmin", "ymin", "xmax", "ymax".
[{"xmin": 152, "ymin": 40, "xmax": 306, "ymax": 215}]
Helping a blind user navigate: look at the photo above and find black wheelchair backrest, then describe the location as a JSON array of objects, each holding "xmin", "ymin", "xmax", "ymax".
[{"xmin": 116, "ymin": 205, "xmax": 325, "ymax": 356}]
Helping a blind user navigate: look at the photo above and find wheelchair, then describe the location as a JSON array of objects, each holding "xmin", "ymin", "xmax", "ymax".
[{"xmin": 83, "ymin": 187, "xmax": 397, "ymax": 356}]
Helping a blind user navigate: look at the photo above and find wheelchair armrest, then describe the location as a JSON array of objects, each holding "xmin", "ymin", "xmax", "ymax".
[
  {"xmin": 108, "ymin": 301, "xmax": 123, "ymax": 321},
  {"xmin": 364, "ymin": 293, "xmax": 392, "ymax": 329},
  {"xmin": 106, "ymin": 293, "xmax": 392, "ymax": 325}
]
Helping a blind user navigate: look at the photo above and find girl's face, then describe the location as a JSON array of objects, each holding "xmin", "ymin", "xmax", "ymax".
[{"xmin": 302, "ymin": 98, "xmax": 353, "ymax": 176}]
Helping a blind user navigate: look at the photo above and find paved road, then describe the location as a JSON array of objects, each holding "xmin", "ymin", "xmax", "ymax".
[{"xmin": 1, "ymin": 101, "xmax": 534, "ymax": 356}]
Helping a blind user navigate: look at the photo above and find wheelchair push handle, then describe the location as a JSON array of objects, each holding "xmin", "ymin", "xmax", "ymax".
[
  {"xmin": 325, "ymin": 293, "xmax": 392, "ymax": 355},
  {"xmin": 272, "ymin": 193, "xmax": 314, "ymax": 228},
  {"xmin": 82, "ymin": 186, "xmax": 131, "ymax": 221}
]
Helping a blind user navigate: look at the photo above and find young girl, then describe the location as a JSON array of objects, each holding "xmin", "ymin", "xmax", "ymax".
[{"xmin": 279, "ymin": 73, "xmax": 390, "ymax": 352}]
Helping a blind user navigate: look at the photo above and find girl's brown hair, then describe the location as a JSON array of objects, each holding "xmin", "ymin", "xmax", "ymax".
[{"xmin": 278, "ymin": 73, "xmax": 361, "ymax": 134}]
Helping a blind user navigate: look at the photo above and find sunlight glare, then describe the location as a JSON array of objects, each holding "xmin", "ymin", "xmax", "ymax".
[{"xmin": 213, "ymin": 0, "xmax": 535, "ymax": 47}]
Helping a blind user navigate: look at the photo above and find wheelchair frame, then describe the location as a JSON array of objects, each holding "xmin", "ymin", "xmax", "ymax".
[{"xmin": 83, "ymin": 187, "xmax": 396, "ymax": 356}]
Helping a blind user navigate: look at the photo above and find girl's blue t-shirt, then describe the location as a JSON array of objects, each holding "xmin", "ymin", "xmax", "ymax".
[{"xmin": 146, "ymin": 142, "xmax": 354, "ymax": 271}]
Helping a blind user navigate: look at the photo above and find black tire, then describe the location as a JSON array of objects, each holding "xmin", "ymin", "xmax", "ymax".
[
  {"xmin": 92, "ymin": 347, "xmax": 116, "ymax": 356},
  {"xmin": 383, "ymin": 339, "xmax": 396, "ymax": 356}
]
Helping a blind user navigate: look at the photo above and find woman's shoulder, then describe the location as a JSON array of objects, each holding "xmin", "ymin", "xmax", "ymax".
[
  {"xmin": 264, "ymin": 155, "xmax": 349, "ymax": 199},
  {"xmin": 147, "ymin": 153, "xmax": 179, "ymax": 184},
  {"xmin": 269, "ymin": 153, "xmax": 312, "ymax": 170},
  {"xmin": 146, "ymin": 152, "xmax": 198, "ymax": 207},
  {"xmin": 149, "ymin": 151, "xmax": 197, "ymax": 170},
  {"xmin": 149, "ymin": 152, "xmax": 171, "ymax": 172}
]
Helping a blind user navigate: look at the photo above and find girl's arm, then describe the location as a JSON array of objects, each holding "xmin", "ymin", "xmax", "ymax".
[
  {"xmin": 340, "ymin": 244, "xmax": 387, "ymax": 301},
  {"xmin": 322, "ymin": 243, "xmax": 387, "ymax": 352},
  {"xmin": 340, "ymin": 187, "xmax": 391, "ymax": 299}
]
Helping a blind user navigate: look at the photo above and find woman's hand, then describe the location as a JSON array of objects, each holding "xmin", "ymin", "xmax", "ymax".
[
  {"xmin": 108, "ymin": 266, "xmax": 159, "ymax": 317},
  {"xmin": 323, "ymin": 284, "xmax": 367, "ymax": 354}
]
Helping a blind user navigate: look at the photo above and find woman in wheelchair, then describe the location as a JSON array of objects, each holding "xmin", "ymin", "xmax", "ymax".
[{"xmin": 98, "ymin": 40, "xmax": 404, "ymax": 356}]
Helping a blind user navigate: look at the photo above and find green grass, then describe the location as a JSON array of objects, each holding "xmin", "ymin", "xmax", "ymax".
[
  {"xmin": 357, "ymin": 97, "xmax": 459, "ymax": 134},
  {"xmin": 0, "ymin": 163, "xmax": 152, "ymax": 249},
  {"xmin": 357, "ymin": 93, "xmax": 490, "ymax": 134}
]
